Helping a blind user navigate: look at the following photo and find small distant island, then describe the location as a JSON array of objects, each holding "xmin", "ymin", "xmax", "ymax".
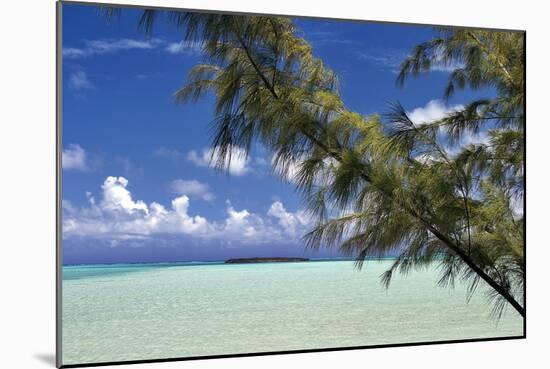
[{"xmin": 224, "ymin": 257, "xmax": 309, "ymax": 264}]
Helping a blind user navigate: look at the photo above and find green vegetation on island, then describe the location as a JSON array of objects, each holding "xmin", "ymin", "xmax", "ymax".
[{"xmin": 225, "ymin": 257, "xmax": 309, "ymax": 264}]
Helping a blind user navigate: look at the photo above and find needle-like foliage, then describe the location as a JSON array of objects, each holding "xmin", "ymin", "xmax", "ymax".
[{"xmin": 119, "ymin": 9, "xmax": 524, "ymax": 318}]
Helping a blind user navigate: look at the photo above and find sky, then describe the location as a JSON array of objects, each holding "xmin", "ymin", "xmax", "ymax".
[{"xmin": 61, "ymin": 3, "xmax": 493, "ymax": 264}]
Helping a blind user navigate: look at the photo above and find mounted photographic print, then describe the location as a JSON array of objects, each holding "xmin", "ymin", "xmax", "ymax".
[{"xmin": 57, "ymin": 1, "xmax": 525, "ymax": 367}]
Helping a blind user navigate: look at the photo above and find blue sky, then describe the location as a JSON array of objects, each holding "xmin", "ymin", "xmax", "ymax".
[{"xmin": 61, "ymin": 3, "xmax": 492, "ymax": 264}]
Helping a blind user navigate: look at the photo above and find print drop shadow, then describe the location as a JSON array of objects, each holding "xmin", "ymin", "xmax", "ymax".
[{"xmin": 34, "ymin": 353, "xmax": 56, "ymax": 366}]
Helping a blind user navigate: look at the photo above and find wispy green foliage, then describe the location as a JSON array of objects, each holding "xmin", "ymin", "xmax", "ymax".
[
  {"xmin": 393, "ymin": 30, "xmax": 524, "ymax": 318},
  {"xmin": 127, "ymin": 10, "xmax": 524, "ymax": 318}
]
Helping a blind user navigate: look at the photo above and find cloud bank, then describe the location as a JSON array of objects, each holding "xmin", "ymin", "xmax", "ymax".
[{"xmin": 63, "ymin": 176, "xmax": 311, "ymax": 247}]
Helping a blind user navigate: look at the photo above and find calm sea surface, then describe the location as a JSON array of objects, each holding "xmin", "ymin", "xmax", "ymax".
[{"xmin": 62, "ymin": 260, "xmax": 523, "ymax": 365}]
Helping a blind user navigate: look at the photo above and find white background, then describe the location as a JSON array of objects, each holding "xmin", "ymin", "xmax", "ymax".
[{"xmin": 1, "ymin": 0, "xmax": 547, "ymax": 368}]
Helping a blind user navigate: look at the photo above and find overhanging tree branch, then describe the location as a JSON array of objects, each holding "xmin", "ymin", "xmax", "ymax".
[{"xmin": 228, "ymin": 22, "xmax": 524, "ymax": 317}]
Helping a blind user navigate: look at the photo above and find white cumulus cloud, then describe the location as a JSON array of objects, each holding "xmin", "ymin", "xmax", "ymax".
[
  {"xmin": 63, "ymin": 176, "xmax": 210, "ymax": 238},
  {"xmin": 63, "ymin": 176, "xmax": 310, "ymax": 246},
  {"xmin": 170, "ymin": 179, "xmax": 215, "ymax": 202},
  {"xmin": 186, "ymin": 146, "xmax": 251, "ymax": 176},
  {"xmin": 68, "ymin": 71, "xmax": 94, "ymax": 91},
  {"xmin": 271, "ymin": 155, "xmax": 338, "ymax": 185},
  {"xmin": 100, "ymin": 176, "xmax": 149, "ymax": 215},
  {"xmin": 62, "ymin": 144, "xmax": 88, "ymax": 171},
  {"xmin": 407, "ymin": 99, "xmax": 463, "ymax": 126},
  {"xmin": 268, "ymin": 201, "xmax": 310, "ymax": 236},
  {"xmin": 407, "ymin": 100, "xmax": 490, "ymax": 158},
  {"xmin": 165, "ymin": 40, "xmax": 202, "ymax": 54}
]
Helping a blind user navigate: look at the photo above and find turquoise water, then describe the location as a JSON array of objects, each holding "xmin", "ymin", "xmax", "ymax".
[{"xmin": 62, "ymin": 260, "xmax": 523, "ymax": 365}]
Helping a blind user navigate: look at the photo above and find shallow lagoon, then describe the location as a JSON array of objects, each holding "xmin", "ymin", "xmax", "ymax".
[{"xmin": 62, "ymin": 260, "xmax": 523, "ymax": 365}]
